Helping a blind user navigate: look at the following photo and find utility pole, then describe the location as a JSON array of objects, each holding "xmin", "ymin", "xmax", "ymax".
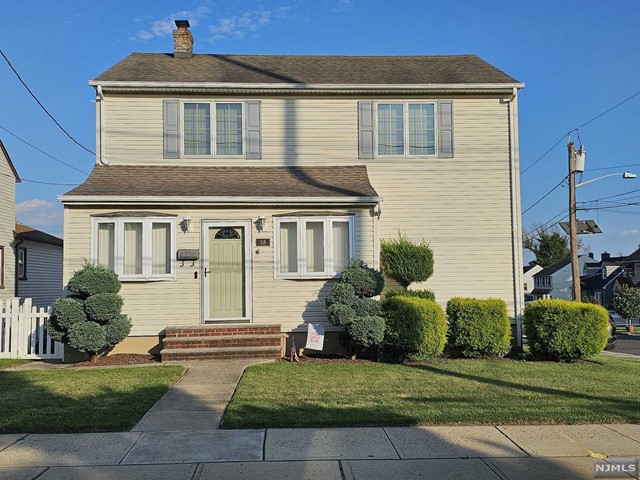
[{"xmin": 568, "ymin": 140, "xmax": 581, "ymax": 301}]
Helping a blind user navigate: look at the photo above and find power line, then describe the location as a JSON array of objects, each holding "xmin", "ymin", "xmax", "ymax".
[
  {"xmin": 0, "ymin": 125, "xmax": 90, "ymax": 175},
  {"xmin": 576, "ymin": 89, "xmax": 640, "ymax": 130},
  {"xmin": 0, "ymin": 171, "xmax": 79, "ymax": 186},
  {"xmin": 588, "ymin": 163, "xmax": 640, "ymax": 172},
  {"xmin": 580, "ymin": 188, "xmax": 640, "ymax": 204},
  {"xmin": 0, "ymin": 49, "xmax": 95, "ymax": 156},
  {"xmin": 521, "ymin": 134, "xmax": 568, "ymax": 174},
  {"xmin": 522, "ymin": 176, "xmax": 567, "ymax": 215}
]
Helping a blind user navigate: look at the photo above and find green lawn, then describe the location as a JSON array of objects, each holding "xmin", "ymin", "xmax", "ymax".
[
  {"xmin": 223, "ymin": 357, "xmax": 640, "ymax": 428},
  {"xmin": 0, "ymin": 366, "xmax": 184, "ymax": 433},
  {"xmin": 0, "ymin": 359, "xmax": 31, "ymax": 370}
]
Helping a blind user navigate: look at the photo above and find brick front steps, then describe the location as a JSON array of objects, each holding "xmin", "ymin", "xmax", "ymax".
[{"xmin": 161, "ymin": 324, "xmax": 283, "ymax": 361}]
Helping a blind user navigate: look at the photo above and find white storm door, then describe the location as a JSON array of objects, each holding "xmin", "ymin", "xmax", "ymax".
[{"xmin": 202, "ymin": 221, "xmax": 252, "ymax": 322}]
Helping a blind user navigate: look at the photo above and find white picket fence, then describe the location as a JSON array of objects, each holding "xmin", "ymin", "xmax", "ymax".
[{"xmin": 0, "ymin": 298, "xmax": 64, "ymax": 360}]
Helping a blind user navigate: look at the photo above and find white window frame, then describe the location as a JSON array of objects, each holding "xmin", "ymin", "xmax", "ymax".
[
  {"xmin": 374, "ymin": 101, "xmax": 437, "ymax": 158},
  {"xmin": 274, "ymin": 216, "xmax": 355, "ymax": 279},
  {"xmin": 91, "ymin": 217, "xmax": 176, "ymax": 281},
  {"xmin": 181, "ymin": 101, "xmax": 245, "ymax": 158},
  {"xmin": 17, "ymin": 248, "xmax": 27, "ymax": 280}
]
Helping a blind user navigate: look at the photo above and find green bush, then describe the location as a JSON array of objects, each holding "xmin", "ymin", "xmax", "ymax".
[
  {"xmin": 347, "ymin": 315, "xmax": 386, "ymax": 350},
  {"xmin": 384, "ymin": 288, "xmax": 435, "ymax": 302},
  {"xmin": 67, "ymin": 264, "xmax": 120, "ymax": 299},
  {"xmin": 45, "ymin": 316, "xmax": 66, "ymax": 343},
  {"xmin": 325, "ymin": 283, "xmax": 357, "ymax": 308},
  {"xmin": 381, "ymin": 233, "xmax": 434, "ymax": 288},
  {"xmin": 523, "ymin": 299, "xmax": 609, "ymax": 361},
  {"xmin": 50, "ymin": 298, "xmax": 86, "ymax": 330},
  {"xmin": 326, "ymin": 302, "xmax": 356, "ymax": 327},
  {"xmin": 614, "ymin": 285, "xmax": 640, "ymax": 319},
  {"xmin": 67, "ymin": 321, "xmax": 107, "ymax": 355},
  {"xmin": 84, "ymin": 293, "xmax": 124, "ymax": 324},
  {"xmin": 104, "ymin": 315, "xmax": 132, "ymax": 346},
  {"xmin": 446, "ymin": 298, "xmax": 511, "ymax": 358},
  {"xmin": 353, "ymin": 297, "xmax": 382, "ymax": 317},
  {"xmin": 339, "ymin": 259, "xmax": 385, "ymax": 297},
  {"xmin": 383, "ymin": 296, "xmax": 447, "ymax": 360}
]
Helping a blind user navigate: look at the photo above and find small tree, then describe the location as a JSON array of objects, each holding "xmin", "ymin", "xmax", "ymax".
[
  {"xmin": 47, "ymin": 264, "xmax": 131, "ymax": 362},
  {"xmin": 523, "ymin": 225, "xmax": 582, "ymax": 267},
  {"xmin": 324, "ymin": 259, "xmax": 385, "ymax": 357},
  {"xmin": 614, "ymin": 284, "xmax": 640, "ymax": 319},
  {"xmin": 380, "ymin": 233, "xmax": 434, "ymax": 289}
]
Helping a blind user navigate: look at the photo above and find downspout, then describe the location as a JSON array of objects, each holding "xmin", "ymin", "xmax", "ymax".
[
  {"xmin": 13, "ymin": 237, "xmax": 23, "ymax": 297},
  {"xmin": 373, "ymin": 201, "xmax": 382, "ymax": 269},
  {"xmin": 96, "ymin": 85, "xmax": 108, "ymax": 165},
  {"xmin": 506, "ymin": 87, "xmax": 524, "ymax": 347}
]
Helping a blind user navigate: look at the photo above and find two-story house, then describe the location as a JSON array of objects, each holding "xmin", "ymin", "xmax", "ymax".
[
  {"xmin": 523, "ymin": 263, "xmax": 543, "ymax": 302},
  {"xmin": 531, "ymin": 255, "xmax": 590, "ymax": 301},
  {"xmin": 59, "ymin": 21, "xmax": 525, "ymax": 359},
  {"xmin": 582, "ymin": 249, "xmax": 640, "ymax": 308},
  {"xmin": 0, "ymin": 139, "xmax": 20, "ymax": 300}
]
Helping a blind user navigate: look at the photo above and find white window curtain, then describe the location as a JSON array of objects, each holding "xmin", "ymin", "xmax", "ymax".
[
  {"xmin": 97, "ymin": 222, "xmax": 115, "ymax": 270},
  {"xmin": 184, "ymin": 103, "xmax": 211, "ymax": 155},
  {"xmin": 123, "ymin": 222, "xmax": 143, "ymax": 275},
  {"xmin": 408, "ymin": 104, "xmax": 435, "ymax": 155},
  {"xmin": 279, "ymin": 222, "xmax": 298, "ymax": 273},
  {"xmin": 216, "ymin": 103, "xmax": 243, "ymax": 155},
  {"xmin": 378, "ymin": 104, "xmax": 404, "ymax": 155},
  {"xmin": 152, "ymin": 223, "xmax": 171, "ymax": 275},
  {"xmin": 332, "ymin": 221, "xmax": 350, "ymax": 272},
  {"xmin": 305, "ymin": 221, "xmax": 325, "ymax": 273}
]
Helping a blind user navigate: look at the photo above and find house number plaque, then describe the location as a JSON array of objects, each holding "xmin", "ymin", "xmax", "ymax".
[{"xmin": 256, "ymin": 238, "xmax": 270, "ymax": 247}]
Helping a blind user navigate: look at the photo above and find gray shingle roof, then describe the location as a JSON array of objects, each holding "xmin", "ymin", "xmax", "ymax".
[
  {"xmin": 93, "ymin": 53, "xmax": 519, "ymax": 85},
  {"xmin": 15, "ymin": 224, "xmax": 63, "ymax": 246},
  {"xmin": 63, "ymin": 165, "xmax": 379, "ymax": 199}
]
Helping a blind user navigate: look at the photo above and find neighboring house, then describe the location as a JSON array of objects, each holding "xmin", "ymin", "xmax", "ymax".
[
  {"xmin": 582, "ymin": 248, "xmax": 640, "ymax": 308},
  {"xmin": 14, "ymin": 224, "xmax": 64, "ymax": 307},
  {"xmin": 0, "ymin": 139, "xmax": 20, "ymax": 301},
  {"xmin": 523, "ymin": 263, "xmax": 542, "ymax": 301},
  {"xmin": 531, "ymin": 255, "xmax": 590, "ymax": 300},
  {"xmin": 59, "ymin": 21, "xmax": 525, "ymax": 357}
]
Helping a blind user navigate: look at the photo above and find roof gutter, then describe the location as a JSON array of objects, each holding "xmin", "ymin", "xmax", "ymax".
[{"xmin": 58, "ymin": 195, "xmax": 383, "ymax": 206}]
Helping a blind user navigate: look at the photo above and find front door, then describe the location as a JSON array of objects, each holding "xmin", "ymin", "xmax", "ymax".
[{"xmin": 202, "ymin": 221, "xmax": 252, "ymax": 322}]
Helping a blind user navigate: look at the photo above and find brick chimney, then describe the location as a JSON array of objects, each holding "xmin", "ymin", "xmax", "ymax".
[
  {"xmin": 601, "ymin": 251, "xmax": 611, "ymax": 261},
  {"xmin": 173, "ymin": 20, "xmax": 193, "ymax": 58}
]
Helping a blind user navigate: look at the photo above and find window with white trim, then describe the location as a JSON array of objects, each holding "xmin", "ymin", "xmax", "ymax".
[
  {"xmin": 377, "ymin": 102, "xmax": 436, "ymax": 157},
  {"xmin": 17, "ymin": 248, "xmax": 27, "ymax": 280},
  {"xmin": 93, "ymin": 217, "xmax": 176, "ymax": 280},
  {"xmin": 183, "ymin": 102, "xmax": 243, "ymax": 157},
  {"xmin": 275, "ymin": 216, "xmax": 355, "ymax": 278}
]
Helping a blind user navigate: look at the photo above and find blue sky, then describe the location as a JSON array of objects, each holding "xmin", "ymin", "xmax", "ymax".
[{"xmin": 1, "ymin": 0, "xmax": 639, "ymax": 262}]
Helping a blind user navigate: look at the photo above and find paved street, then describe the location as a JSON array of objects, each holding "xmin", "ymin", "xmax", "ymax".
[{"xmin": 615, "ymin": 333, "xmax": 640, "ymax": 357}]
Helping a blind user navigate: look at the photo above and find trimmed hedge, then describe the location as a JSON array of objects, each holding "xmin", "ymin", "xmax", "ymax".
[
  {"xmin": 339, "ymin": 259, "xmax": 384, "ymax": 297},
  {"xmin": 384, "ymin": 288, "xmax": 435, "ymax": 302},
  {"xmin": 50, "ymin": 298, "xmax": 86, "ymax": 330},
  {"xmin": 446, "ymin": 298, "xmax": 511, "ymax": 358},
  {"xmin": 105, "ymin": 315, "xmax": 133, "ymax": 346},
  {"xmin": 325, "ymin": 283, "xmax": 357, "ymax": 309},
  {"xmin": 380, "ymin": 234, "xmax": 434, "ymax": 288},
  {"xmin": 68, "ymin": 321, "xmax": 107, "ymax": 354},
  {"xmin": 383, "ymin": 296, "xmax": 447, "ymax": 360},
  {"xmin": 523, "ymin": 299, "xmax": 609, "ymax": 361},
  {"xmin": 84, "ymin": 293, "xmax": 124, "ymax": 324},
  {"xmin": 67, "ymin": 264, "xmax": 120, "ymax": 299},
  {"xmin": 348, "ymin": 315, "xmax": 386, "ymax": 349}
]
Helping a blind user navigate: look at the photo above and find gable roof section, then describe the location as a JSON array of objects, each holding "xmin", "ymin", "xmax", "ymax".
[
  {"xmin": 15, "ymin": 224, "xmax": 63, "ymax": 246},
  {"xmin": 60, "ymin": 165, "xmax": 380, "ymax": 204},
  {"xmin": 534, "ymin": 256, "xmax": 572, "ymax": 277},
  {"xmin": 92, "ymin": 53, "xmax": 520, "ymax": 86},
  {"xmin": 0, "ymin": 139, "xmax": 20, "ymax": 182}
]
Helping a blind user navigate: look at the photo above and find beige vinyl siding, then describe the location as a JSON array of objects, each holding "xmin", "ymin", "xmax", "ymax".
[
  {"xmin": 64, "ymin": 206, "xmax": 375, "ymax": 335},
  {"xmin": 0, "ymin": 149, "xmax": 16, "ymax": 300},
  {"xmin": 16, "ymin": 240, "xmax": 64, "ymax": 307},
  {"xmin": 89, "ymin": 93, "xmax": 518, "ymax": 320}
]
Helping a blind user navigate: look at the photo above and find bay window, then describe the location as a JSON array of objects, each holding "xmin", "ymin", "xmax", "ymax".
[
  {"xmin": 275, "ymin": 216, "xmax": 355, "ymax": 278},
  {"xmin": 93, "ymin": 217, "xmax": 176, "ymax": 280}
]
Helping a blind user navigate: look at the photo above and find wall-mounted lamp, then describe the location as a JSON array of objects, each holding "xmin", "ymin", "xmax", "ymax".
[
  {"xmin": 255, "ymin": 216, "xmax": 267, "ymax": 232},
  {"xmin": 181, "ymin": 216, "xmax": 192, "ymax": 233}
]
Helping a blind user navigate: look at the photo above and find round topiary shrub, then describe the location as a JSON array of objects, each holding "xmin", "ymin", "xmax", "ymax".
[
  {"xmin": 45, "ymin": 316, "xmax": 67, "ymax": 343},
  {"xmin": 326, "ymin": 302, "xmax": 357, "ymax": 327},
  {"xmin": 67, "ymin": 264, "xmax": 120, "ymax": 299},
  {"xmin": 339, "ymin": 259, "xmax": 384, "ymax": 297},
  {"xmin": 384, "ymin": 288, "xmax": 435, "ymax": 302},
  {"xmin": 104, "ymin": 315, "xmax": 132, "ymax": 346},
  {"xmin": 68, "ymin": 321, "xmax": 107, "ymax": 354},
  {"xmin": 50, "ymin": 297, "xmax": 87, "ymax": 330},
  {"xmin": 446, "ymin": 298, "xmax": 511, "ymax": 358},
  {"xmin": 353, "ymin": 297, "xmax": 382, "ymax": 317},
  {"xmin": 347, "ymin": 315, "xmax": 386, "ymax": 350},
  {"xmin": 523, "ymin": 299, "xmax": 609, "ymax": 361},
  {"xmin": 84, "ymin": 293, "xmax": 124, "ymax": 324},
  {"xmin": 383, "ymin": 296, "xmax": 447, "ymax": 360},
  {"xmin": 381, "ymin": 233, "xmax": 434, "ymax": 288},
  {"xmin": 325, "ymin": 283, "xmax": 357, "ymax": 308}
]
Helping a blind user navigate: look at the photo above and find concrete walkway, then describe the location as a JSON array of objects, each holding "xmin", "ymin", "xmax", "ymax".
[{"xmin": 0, "ymin": 360, "xmax": 638, "ymax": 479}]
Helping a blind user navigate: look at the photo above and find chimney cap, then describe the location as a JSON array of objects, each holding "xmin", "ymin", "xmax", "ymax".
[{"xmin": 175, "ymin": 20, "xmax": 190, "ymax": 29}]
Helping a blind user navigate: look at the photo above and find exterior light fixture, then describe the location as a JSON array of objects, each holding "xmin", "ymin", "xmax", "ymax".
[
  {"xmin": 181, "ymin": 216, "xmax": 192, "ymax": 233},
  {"xmin": 256, "ymin": 216, "xmax": 266, "ymax": 232}
]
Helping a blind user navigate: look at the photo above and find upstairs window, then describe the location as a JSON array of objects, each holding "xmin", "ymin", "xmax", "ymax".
[
  {"xmin": 183, "ymin": 102, "xmax": 243, "ymax": 157},
  {"xmin": 93, "ymin": 217, "xmax": 175, "ymax": 280},
  {"xmin": 275, "ymin": 216, "xmax": 354, "ymax": 278},
  {"xmin": 377, "ymin": 102, "xmax": 436, "ymax": 157}
]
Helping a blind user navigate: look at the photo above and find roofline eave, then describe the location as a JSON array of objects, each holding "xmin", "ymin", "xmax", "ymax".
[{"xmin": 58, "ymin": 195, "xmax": 383, "ymax": 206}]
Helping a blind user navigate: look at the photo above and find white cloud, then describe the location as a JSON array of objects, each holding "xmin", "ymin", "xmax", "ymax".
[
  {"xmin": 15, "ymin": 199, "xmax": 63, "ymax": 232},
  {"xmin": 620, "ymin": 229, "xmax": 640, "ymax": 237},
  {"xmin": 132, "ymin": 5, "xmax": 210, "ymax": 41},
  {"xmin": 208, "ymin": 10, "xmax": 272, "ymax": 42}
]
